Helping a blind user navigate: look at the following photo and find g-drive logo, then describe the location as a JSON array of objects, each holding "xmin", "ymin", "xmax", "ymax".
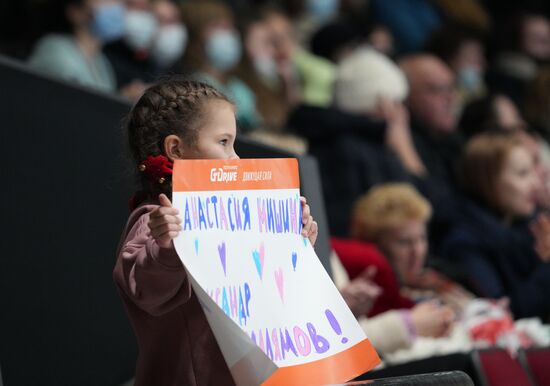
[{"xmin": 210, "ymin": 167, "xmax": 238, "ymax": 182}]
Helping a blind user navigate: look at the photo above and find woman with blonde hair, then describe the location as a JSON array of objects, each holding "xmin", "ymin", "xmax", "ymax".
[
  {"xmin": 333, "ymin": 183, "xmax": 460, "ymax": 354},
  {"xmin": 351, "ymin": 183, "xmax": 473, "ymax": 313}
]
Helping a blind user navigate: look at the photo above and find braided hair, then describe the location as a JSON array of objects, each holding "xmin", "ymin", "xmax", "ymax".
[{"xmin": 126, "ymin": 78, "xmax": 232, "ymax": 202}]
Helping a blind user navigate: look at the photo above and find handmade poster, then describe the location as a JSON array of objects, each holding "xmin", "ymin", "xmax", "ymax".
[{"xmin": 172, "ymin": 158, "xmax": 380, "ymax": 386}]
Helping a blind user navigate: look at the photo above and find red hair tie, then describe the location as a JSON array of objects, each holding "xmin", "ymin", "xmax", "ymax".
[{"xmin": 139, "ymin": 155, "xmax": 173, "ymax": 184}]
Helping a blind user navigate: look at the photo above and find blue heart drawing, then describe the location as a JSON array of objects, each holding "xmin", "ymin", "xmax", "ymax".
[
  {"xmin": 252, "ymin": 244, "xmax": 265, "ymax": 280},
  {"xmin": 194, "ymin": 239, "xmax": 199, "ymax": 255},
  {"xmin": 292, "ymin": 252, "xmax": 298, "ymax": 271}
]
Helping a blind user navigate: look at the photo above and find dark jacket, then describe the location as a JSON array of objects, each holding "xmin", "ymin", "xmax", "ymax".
[
  {"xmin": 410, "ymin": 117, "xmax": 464, "ymax": 200},
  {"xmin": 409, "ymin": 118, "xmax": 464, "ymax": 249},
  {"xmin": 288, "ymin": 105, "xmax": 411, "ymax": 236},
  {"xmin": 103, "ymin": 40, "xmax": 159, "ymax": 88},
  {"xmin": 439, "ymin": 197, "xmax": 550, "ymax": 320}
]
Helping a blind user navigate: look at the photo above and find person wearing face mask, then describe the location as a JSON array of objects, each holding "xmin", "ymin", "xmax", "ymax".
[
  {"xmin": 440, "ymin": 131, "xmax": 550, "ymax": 321},
  {"xmin": 28, "ymin": 0, "xmax": 124, "ymax": 92},
  {"xmin": 232, "ymin": 9, "xmax": 289, "ymax": 132},
  {"xmin": 102, "ymin": 0, "xmax": 158, "ymax": 98},
  {"xmin": 180, "ymin": 0, "xmax": 259, "ymax": 131},
  {"xmin": 150, "ymin": 0, "xmax": 187, "ymax": 71},
  {"xmin": 426, "ymin": 25, "xmax": 487, "ymax": 110},
  {"xmin": 103, "ymin": 0, "xmax": 187, "ymax": 100}
]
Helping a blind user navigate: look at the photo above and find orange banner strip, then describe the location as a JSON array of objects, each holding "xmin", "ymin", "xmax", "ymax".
[
  {"xmin": 173, "ymin": 158, "xmax": 299, "ymax": 192},
  {"xmin": 261, "ymin": 339, "xmax": 380, "ymax": 386}
]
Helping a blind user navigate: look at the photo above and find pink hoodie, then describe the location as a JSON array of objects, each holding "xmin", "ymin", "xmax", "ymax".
[{"xmin": 113, "ymin": 205, "xmax": 235, "ymax": 386}]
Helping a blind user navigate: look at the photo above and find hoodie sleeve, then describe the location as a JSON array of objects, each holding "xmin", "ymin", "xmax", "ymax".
[
  {"xmin": 113, "ymin": 206, "xmax": 192, "ymax": 316},
  {"xmin": 359, "ymin": 310, "xmax": 413, "ymax": 355}
]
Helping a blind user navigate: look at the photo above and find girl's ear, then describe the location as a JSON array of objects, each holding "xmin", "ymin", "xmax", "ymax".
[{"xmin": 164, "ymin": 135, "xmax": 185, "ymax": 161}]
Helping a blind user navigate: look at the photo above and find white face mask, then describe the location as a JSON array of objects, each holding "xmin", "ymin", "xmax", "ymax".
[
  {"xmin": 124, "ymin": 10, "xmax": 158, "ymax": 51},
  {"xmin": 205, "ymin": 29, "xmax": 242, "ymax": 71},
  {"xmin": 253, "ymin": 55, "xmax": 278, "ymax": 82},
  {"xmin": 151, "ymin": 24, "xmax": 188, "ymax": 68}
]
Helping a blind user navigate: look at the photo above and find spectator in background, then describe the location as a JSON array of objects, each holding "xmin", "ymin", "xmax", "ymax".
[
  {"xmin": 312, "ymin": 1, "xmax": 395, "ymax": 58},
  {"xmin": 351, "ymin": 183, "xmax": 474, "ymax": 315},
  {"xmin": 291, "ymin": 47, "xmax": 419, "ymax": 235},
  {"xmin": 459, "ymin": 94, "xmax": 527, "ymax": 140},
  {"xmin": 460, "ymin": 94, "xmax": 550, "ymax": 209},
  {"xmin": 181, "ymin": 0, "xmax": 259, "ymax": 131},
  {"xmin": 440, "ymin": 131, "xmax": 550, "ymax": 320},
  {"xmin": 263, "ymin": 7, "xmax": 336, "ymax": 107},
  {"xmin": 103, "ymin": 0, "xmax": 156, "ymax": 99},
  {"xmin": 488, "ymin": 12, "xmax": 550, "ymax": 108},
  {"xmin": 150, "ymin": 0, "xmax": 187, "ymax": 72},
  {"xmin": 233, "ymin": 8, "xmax": 289, "ymax": 132},
  {"xmin": 334, "ymin": 48, "xmax": 427, "ymax": 178},
  {"xmin": 399, "ymin": 54, "xmax": 462, "ymax": 189},
  {"xmin": 331, "ymin": 184, "xmax": 460, "ymax": 355},
  {"xmin": 399, "ymin": 54, "xmax": 463, "ymax": 248},
  {"xmin": 330, "ymin": 250, "xmax": 459, "ymax": 356},
  {"xmin": 103, "ymin": 0, "xmax": 186, "ymax": 99},
  {"xmin": 426, "ymin": 25, "xmax": 487, "ymax": 108},
  {"xmin": 28, "ymin": 0, "xmax": 123, "ymax": 93},
  {"xmin": 368, "ymin": 0, "xmax": 441, "ymax": 55}
]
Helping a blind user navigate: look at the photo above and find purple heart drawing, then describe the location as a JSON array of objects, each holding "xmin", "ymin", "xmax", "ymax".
[
  {"xmin": 274, "ymin": 268, "xmax": 284, "ymax": 302},
  {"xmin": 218, "ymin": 242, "xmax": 227, "ymax": 276},
  {"xmin": 292, "ymin": 252, "xmax": 297, "ymax": 271}
]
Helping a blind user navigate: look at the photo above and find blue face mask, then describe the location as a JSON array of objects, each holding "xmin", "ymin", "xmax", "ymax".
[
  {"xmin": 306, "ymin": 0, "xmax": 339, "ymax": 22},
  {"xmin": 90, "ymin": 3, "xmax": 126, "ymax": 43},
  {"xmin": 205, "ymin": 30, "xmax": 242, "ymax": 72},
  {"xmin": 458, "ymin": 67, "xmax": 483, "ymax": 91}
]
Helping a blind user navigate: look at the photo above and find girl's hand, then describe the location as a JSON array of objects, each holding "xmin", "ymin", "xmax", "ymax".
[
  {"xmin": 148, "ymin": 194, "xmax": 182, "ymax": 249},
  {"xmin": 300, "ymin": 196, "xmax": 318, "ymax": 246}
]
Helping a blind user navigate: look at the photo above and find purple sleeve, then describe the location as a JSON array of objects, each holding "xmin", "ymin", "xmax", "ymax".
[{"xmin": 114, "ymin": 208, "xmax": 192, "ymax": 316}]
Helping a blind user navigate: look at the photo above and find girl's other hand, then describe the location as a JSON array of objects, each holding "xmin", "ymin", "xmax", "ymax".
[
  {"xmin": 300, "ymin": 196, "xmax": 318, "ymax": 246},
  {"xmin": 148, "ymin": 194, "xmax": 183, "ymax": 249}
]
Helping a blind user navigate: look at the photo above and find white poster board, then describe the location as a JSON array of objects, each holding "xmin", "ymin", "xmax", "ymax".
[{"xmin": 173, "ymin": 159, "xmax": 379, "ymax": 385}]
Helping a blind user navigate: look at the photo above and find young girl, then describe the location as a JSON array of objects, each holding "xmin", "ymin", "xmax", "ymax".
[{"xmin": 113, "ymin": 79, "xmax": 318, "ymax": 386}]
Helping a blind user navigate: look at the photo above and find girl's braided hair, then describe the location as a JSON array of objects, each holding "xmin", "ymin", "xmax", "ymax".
[{"xmin": 126, "ymin": 78, "xmax": 231, "ymax": 201}]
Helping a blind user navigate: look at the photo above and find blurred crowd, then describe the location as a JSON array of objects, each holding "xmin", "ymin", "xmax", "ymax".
[{"xmin": 3, "ymin": 0, "xmax": 550, "ymax": 366}]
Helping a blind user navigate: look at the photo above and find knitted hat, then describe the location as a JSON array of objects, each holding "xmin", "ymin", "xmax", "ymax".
[{"xmin": 334, "ymin": 48, "xmax": 408, "ymax": 113}]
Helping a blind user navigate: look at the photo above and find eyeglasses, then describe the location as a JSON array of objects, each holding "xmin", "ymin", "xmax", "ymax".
[{"xmin": 424, "ymin": 83, "xmax": 455, "ymax": 95}]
